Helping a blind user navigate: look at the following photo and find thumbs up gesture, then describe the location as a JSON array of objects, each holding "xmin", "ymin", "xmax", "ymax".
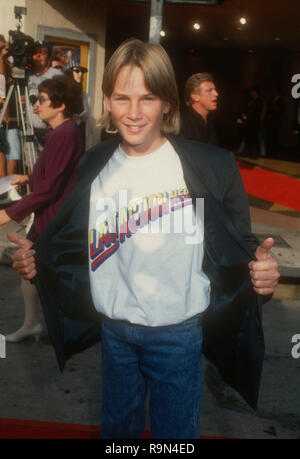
[
  {"xmin": 248, "ymin": 237, "xmax": 280, "ymax": 296},
  {"xmin": 7, "ymin": 233, "xmax": 37, "ymax": 280}
]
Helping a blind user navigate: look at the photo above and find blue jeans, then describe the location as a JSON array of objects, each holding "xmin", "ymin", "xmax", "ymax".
[
  {"xmin": 6, "ymin": 129, "xmax": 21, "ymax": 160},
  {"xmin": 100, "ymin": 314, "xmax": 203, "ymax": 439}
]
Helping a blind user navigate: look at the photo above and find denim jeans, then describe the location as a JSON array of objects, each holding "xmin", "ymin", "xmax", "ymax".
[
  {"xmin": 100, "ymin": 314, "xmax": 203, "ymax": 439},
  {"xmin": 6, "ymin": 129, "xmax": 21, "ymax": 160}
]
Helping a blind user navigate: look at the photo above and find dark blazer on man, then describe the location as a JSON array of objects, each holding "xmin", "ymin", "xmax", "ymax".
[
  {"xmin": 33, "ymin": 135, "xmax": 265, "ymax": 410},
  {"xmin": 180, "ymin": 107, "xmax": 218, "ymax": 145}
]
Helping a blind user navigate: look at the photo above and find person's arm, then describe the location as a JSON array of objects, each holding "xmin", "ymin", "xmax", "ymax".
[
  {"xmin": 0, "ymin": 209, "xmax": 11, "ymax": 225},
  {"xmin": 6, "ymin": 125, "xmax": 79, "ymax": 222},
  {"xmin": 0, "ymin": 47, "xmax": 7, "ymax": 103},
  {"xmin": 79, "ymin": 92, "xmax": 89, "ymax": 120},
  {"xmin": 0, "ymin": 74, "xmax": 5, "ymax": 100},
  {"xmin": 10, "ymin": 174, "xmax": 30, "ymax": 186},
  {"xmin": 0, "ymin": 177, "xmax": 29, "ymax": 225},
  {"xmin": 0, "ymin": 46, "xmax": 6, "ymax": 76},
  {"xmin": 223, "ymin": 158, "xmax": 257, "ymax": 250}
]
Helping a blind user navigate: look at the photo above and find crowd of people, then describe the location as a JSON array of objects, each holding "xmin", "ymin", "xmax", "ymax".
[
  {"xmin": 237, "ymin": 85, "xmax": 285, "ymax": 159},
  {"xmin": 0, "ymin": 35, "xmax": 87, "ymax": 341},
  {"xmin": 0, "ymin": 37, "xmax": 90, "ymax": 200},
  {"xmin": 0, "ymin": 34, "xmax": 22, "ymax": 201},
  {"xmin": 0, "ymin": 36, "xmax": 280, "ymax": 439},
  {"xmin": 179, "ymin": 70, "xmax": 286, "ymax": 160}
]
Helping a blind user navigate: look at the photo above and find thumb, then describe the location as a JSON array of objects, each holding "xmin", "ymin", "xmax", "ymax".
[
  {"xmin": 255, "ymin": 237, "xmax": 274, "ymax": 261},
  {"xmin": 7, "ymin": 232, "xmax": 33, "ymax": 250}
]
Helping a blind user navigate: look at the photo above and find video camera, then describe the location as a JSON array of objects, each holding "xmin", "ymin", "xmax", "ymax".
[
  {"xmin": 7, "ymin": 29, "xmax": 34, "ymax": 69},
  {"xmin": 7, "ymin": 7, "xmax": 34, "ymax": 75}
]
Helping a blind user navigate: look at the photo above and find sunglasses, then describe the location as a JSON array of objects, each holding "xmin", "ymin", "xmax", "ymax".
[
  {"xmin": 73, "ymin": 68, "xmax": 83, "ymax": 73},
  {"xmin": 37, "ymin": 95, "xmax": 50, "ymax": 104}
]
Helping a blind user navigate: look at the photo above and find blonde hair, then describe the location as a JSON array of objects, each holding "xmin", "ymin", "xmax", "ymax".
[
  {"xmin": 101, "ymin": 38, "xmax": 180, "ymax": 135},
  {"xmin": 184, "ymin": 72, "xmax": 214, "ymax": 107}
]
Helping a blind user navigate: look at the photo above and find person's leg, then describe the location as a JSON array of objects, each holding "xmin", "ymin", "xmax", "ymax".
[
  {"xmin": 7, "ymin": 159, "xmax": 18, "ymax": 175},
  {"xmin": 6, "ymin": 129, "xmax": 21, "ymax": 200},
  {"xmin": 101, "ymin": 318, "xmax": 147, "ymax": 439},
  {"xmin": 0, "ymin": 151, "xmax": 6, "ymax": 177},
  {"xmin": 138, "ymin": 315, "xmax": 203, "ymax": 439},
  {"xmin": 5, "ymin": 279, "xmax": 42, "ymax": 343},
  {"xmin": 21, "ymin": 279, "xmax": 40, "ymax": 328}
]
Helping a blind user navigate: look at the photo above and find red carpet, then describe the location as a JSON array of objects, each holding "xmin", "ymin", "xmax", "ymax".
[
  {"xmin": 238, "ymin": 162, "xmax": 300, "ymax": 212},
  {"xmin": 0, "ymin": 418, "xmax": 229, "ymax": 439}
]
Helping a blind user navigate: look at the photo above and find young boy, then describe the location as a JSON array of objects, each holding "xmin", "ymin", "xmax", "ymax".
[{"xmin": 9, "ymin": 39, "xmax": 279, "ymax": 439}]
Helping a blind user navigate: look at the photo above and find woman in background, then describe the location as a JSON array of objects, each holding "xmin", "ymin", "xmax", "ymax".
[
  {"xmin": 64, "ymin": 59, "xmax": 90, "ymax": 149},
  {"xmin": 0, "ymin": 75, "xmax": 84, "ymax": 342}
]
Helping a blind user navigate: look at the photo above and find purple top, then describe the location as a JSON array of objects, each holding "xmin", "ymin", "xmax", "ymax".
[{"xmin": 6, "ymin": 119, "xmax": 84, "ymax": 240}]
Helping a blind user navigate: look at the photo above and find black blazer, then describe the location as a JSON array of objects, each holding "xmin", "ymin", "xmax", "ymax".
[{"xmin": 34, "ymin": 135, "xmax": 264, "ymax": 409}]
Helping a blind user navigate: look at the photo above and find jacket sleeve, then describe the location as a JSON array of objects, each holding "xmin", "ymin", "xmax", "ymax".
[{"xmin": 223, "ymin": 155, "xmax": 258, "ymax": 253}]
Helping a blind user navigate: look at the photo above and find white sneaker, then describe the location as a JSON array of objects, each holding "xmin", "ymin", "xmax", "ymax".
[{"xmin": 8, "ymin": 188, "xmax": 22, "ymax": 201}]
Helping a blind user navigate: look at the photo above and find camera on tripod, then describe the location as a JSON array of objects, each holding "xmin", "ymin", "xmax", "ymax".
[
  {"xmin": 0, "ymin": 7, "xmax": 38, "ymax": 175},
  {"xmin": 7, "ymin": 7, "xmax": 34, "ymax": 78}
]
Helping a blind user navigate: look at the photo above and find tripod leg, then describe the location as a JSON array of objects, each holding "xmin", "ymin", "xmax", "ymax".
[{"xmin": 0, "ymin": 84, "xmax": 14, "ymax": 126}]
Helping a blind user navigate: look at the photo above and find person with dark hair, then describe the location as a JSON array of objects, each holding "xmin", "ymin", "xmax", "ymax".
[
  {"xmin": 264, "ymin": 86, "xmax": 285, "ymax": 157},
  {"xmin": 50, "ymin": 50, "xmax": 65, "ymax": 71},
  {"xmin": 180, "ymin": 72, "xmax": 219, "ymax": 145},
  {"xmin": 27, "ymin": 40, "xmax": 63, "ymax": 146},
  {"xmin": 0, "ymin": 74, "xmax": 84, "ymax": 342},
  {"xmin": 239, "ymin": 87, "xmax": 264, "ymax": 159},
  {"xmin": 7, "ymin": 39, "xmax": 279, "ymax": 439},
  {"xmin": 64, "ymin": 60, "xmax": 90, "ymax": 148}
]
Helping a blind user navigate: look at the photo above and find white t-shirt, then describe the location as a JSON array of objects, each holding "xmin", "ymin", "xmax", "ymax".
[{"xmin": 88, "ymin": 140, "xmax": 211, "ymax": 327}]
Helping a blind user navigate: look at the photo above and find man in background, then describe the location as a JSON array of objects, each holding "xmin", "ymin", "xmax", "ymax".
[
  {"xmin": 180, "ymin": 72, "xmax": 219, "ymax": 145},
  {"xmin": 264, "ymin": 86, "xmax": 285, "ymax": 157},
  {"xmin": 27, "ymin": 40, "xmax": 62, "ymax": 146}
]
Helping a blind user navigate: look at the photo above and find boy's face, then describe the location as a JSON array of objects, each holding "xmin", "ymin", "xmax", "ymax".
[{"xmin": 104, "ymin": 65, "xmax": 170, "ymax": 156}]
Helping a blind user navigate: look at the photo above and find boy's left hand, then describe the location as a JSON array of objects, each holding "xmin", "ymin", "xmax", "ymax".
[{"xmin": 248, "ymin": 237, "xmax": 280, "ymax": 296}]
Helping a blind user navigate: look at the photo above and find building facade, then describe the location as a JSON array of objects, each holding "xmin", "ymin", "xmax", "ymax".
[{"xmin": 1, "ymin": 0, "xmax": 107, "ymax": 148}]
